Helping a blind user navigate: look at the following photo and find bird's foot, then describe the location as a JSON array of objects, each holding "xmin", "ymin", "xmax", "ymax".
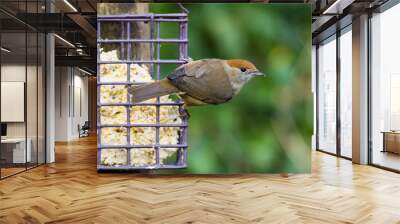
[{"xmin": 180, "ymin": 107, "xmax": 190, "ymax": 120}]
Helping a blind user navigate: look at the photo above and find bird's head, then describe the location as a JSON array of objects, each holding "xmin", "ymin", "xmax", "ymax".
[
  {"xmin": 225, "ymin": 59, "xmax": 265, "ymax": 93},
  {"xmin": 226, "ymin": 59, "xmax": 265, "ymax": 80}
]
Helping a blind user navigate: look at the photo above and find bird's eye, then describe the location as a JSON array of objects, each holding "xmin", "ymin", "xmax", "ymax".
[{"xmin": 240, "ymin": 67, "xmax": 247, "ymax": 72}]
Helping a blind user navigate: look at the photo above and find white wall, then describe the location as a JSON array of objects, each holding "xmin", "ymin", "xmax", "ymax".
[
  {"xmin": 1, "ymin": 63, "xmax": 46, "ymax": 164},
  {"xmin": 352, "ymin": 14, "xmax": 369, "ymax": 164},
  {"xmin": 1, "ymin": 65, "xmax": 26, "ymax": 139},
  {"xmin": 55, "ymin": 67, "xmax": 89, "ymax": 141},
  {"xmin": 46, "ymin": 5, "xmax": 56, "ymax": 163},
  {"xmin": 1, "ymin": 64, "xmax": 41, "ymax": 138},
  {"xmin": 73, "ymin": 73, "xmax": 89, "ymax": 138},
  {"xmin": 55, "ymin": 66, "xmax": 69, "ymax": 141}
]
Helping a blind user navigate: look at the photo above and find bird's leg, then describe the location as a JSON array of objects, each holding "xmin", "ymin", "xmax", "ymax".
[
  {"xmin": 177, "ymin": 93, "xmax": 191, "ymax": 119},
  {"xmin": 180, "ymin": 104, "xmax": 191, "ymax": 120}
]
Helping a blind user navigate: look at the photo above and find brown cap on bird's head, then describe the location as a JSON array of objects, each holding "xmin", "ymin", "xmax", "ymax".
[
  {"xmin": 226, "ymin": 59, "xmax": 257, "ymax": 70},
  {"xmin": 226, "ymin": 59, "xmax": 264, "ymax": 76}
]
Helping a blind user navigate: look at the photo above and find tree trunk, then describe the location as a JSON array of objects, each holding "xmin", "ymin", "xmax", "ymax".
[
  {"xmin": 98, "ymin": 3, "xmax": 148, "ymax": 15},
  {"xmin": 98, "ymin": 3, "xmax": 150, "ymax": 61}
]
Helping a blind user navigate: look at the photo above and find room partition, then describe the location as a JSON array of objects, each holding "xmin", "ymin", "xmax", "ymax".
[{"xmin": 0, "ymin": 0, "xmax": 46, "ymax": 179}]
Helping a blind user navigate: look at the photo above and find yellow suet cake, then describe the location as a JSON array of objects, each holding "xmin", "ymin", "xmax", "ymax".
[{"xmin": 100, "ymin": 50, "xmax": 181, "ymax": 167}]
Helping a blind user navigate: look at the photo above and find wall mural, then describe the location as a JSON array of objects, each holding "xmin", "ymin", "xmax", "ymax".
[{"xmin": 97, "ymin": 3, "xmax": 312, "ymax": 174}]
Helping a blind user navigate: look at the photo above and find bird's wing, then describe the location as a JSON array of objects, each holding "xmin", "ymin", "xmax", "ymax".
[
  {"xmin": 168, "ymin": 59, "xmax": 211, "ymax": 79},
  {"xmin": 168, "ymin": 59, "xmax": 234, "ymax": 104}
]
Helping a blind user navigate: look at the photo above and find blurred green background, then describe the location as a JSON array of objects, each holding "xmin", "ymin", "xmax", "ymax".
[
  {"xmin": 148, "ymin": 3, "xmax": 312, "ymax": 173},
  {"xmin": 101, "ymin": 3, "xmax": 312, "ymax": 173}
]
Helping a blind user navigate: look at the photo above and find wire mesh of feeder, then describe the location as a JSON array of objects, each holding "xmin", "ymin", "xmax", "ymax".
[{"xmin": 97, "ymin": 11, "xmax": 189, "ymax": 171}]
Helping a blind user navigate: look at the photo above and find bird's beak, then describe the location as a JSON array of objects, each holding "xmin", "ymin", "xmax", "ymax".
[{"xmin": 250, "ymin": 71, "xmax": 265, "ymax": 77}]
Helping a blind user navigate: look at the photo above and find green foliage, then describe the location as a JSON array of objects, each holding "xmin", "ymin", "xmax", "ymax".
[{"xmin": 150, "ymin": 3, "xmax": 312, "ymax": 173}]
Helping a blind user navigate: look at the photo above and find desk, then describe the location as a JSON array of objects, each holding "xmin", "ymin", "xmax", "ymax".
[
  {"xmin": 382, "ymin": 131, "xmax": 400, "ymax": 154},
  {"xmin": 1, "ymin": 138, "xmax": 31, "ymax": 163}
]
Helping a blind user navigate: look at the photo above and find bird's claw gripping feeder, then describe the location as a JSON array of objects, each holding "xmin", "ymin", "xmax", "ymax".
[{"xmin": 97, "ymin": 7, "xmax": 189, "ymax": 171}]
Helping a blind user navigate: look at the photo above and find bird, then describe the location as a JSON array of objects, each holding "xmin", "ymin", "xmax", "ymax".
[{"xmin": 130, "ymin": 59, "xmax": 265, "ymax": 106}]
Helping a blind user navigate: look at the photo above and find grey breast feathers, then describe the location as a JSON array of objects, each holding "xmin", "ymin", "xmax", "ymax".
[{"xmin": 167, "ymin": 59, "xmax": 234, "ymax": 104}]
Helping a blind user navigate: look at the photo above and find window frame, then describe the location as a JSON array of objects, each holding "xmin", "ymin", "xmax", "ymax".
[
  {"xmin": 315, "ymin": 23, "xmax": 353, "ymax": 160},
  {"xmin": 367, "ymin": 0, "xmax": 400, "ymax": 173}
]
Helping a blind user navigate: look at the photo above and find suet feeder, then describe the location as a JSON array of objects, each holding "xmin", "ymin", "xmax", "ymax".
[{"xmin": 97, "ymin": 8, "xmax": 189, "ymax": 171}]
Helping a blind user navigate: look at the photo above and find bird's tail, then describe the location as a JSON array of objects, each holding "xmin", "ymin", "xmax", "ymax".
[{"xmin": 130, "ymin": 79, "xmax": 179, "ymax": 103}]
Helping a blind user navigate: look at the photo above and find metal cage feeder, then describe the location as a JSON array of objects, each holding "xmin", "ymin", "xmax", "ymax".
[{"xmin": 97, "ymin": 10, "xmax": 189, "ymax": 171}]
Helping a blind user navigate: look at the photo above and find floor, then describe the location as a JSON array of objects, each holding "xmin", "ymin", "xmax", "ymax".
[
  {"xmin": 1, "ymin": 163, "xmax": 42, "ymax": 179},
  {"xmin": 0, "ymin": 167, "xmax": 25, "ymax": 178},
  {"xmin": 0, "ymin": 136, "xmax": 400, "ymax": 223},
  {"xmin": 372, "ymin": 150, "xmax": 400, "ymax": 171}
]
